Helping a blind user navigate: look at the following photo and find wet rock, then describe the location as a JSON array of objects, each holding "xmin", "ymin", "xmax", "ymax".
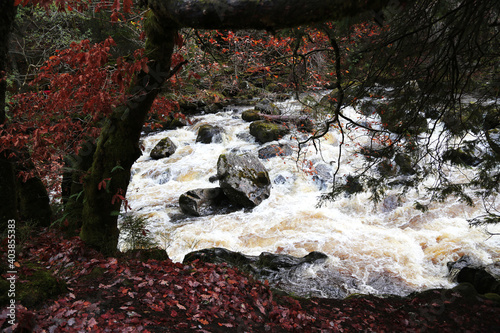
[
  {"xmin": 255, "ymin": 99, "xmax": 281, "ymax": 115},
  {"xmin": 249, "ymin": 120, "xmax": 290, "ymax": 144},
  {"xmin": 150, "ymin": 137, "xmax": 177, "ymax": 160},
  {"xmin": 381, "ymin": 195, "xmax": 401, "ymax": 213},
  {"xmin": 448, "ymin": 256, "xmax": 500, "ymax": 294},
  {"xmin": 183, "ymin": 247, "xmax": 328, "ymax": 280},
  {"xmin": 273, "ymin": 175, "xmax": 287, "ymax": 185},
  {"xmin": 312, "ymin": 163, "xmax": 333, "ymax": 190},
  {"xmin": 179, "ymin": 188, "xmax": 236, "ymax": 217},
  {"xmin": 236, "ymin": 131, "xmax": 256, "ymax": 143},
  {"xmin": 217, "ymin": 152, "xmax": 271, "ymax": 208},
  {"xmin": 156, "ymin": 171, "xmax": 171, "ymax": 185},
  {"xmin": 208, "ymin": 175, "xmax": 219, "ymax": 183},
  {"xmin": 196, "ymin": 124, "xmax": 224, "ymax": 144},
  {"xmin": 242, "ymin": 110, "xmax": 263, "ymax": 122},
  {"xmin": 258, "ymin": 144, "xmax": 293, "ymax": 159},
  {"xmin": 257, "ymin": 251, "xmax": 328, "ymax": 274}
]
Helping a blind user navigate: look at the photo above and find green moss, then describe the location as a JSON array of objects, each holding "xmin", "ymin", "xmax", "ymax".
[
  {"xmin": 483, "ymin": 293, "xmax": 500, "ymax": 303},
  {"xmin": 0, "ymin": 264, "xmax": 66, "ymax": 308},
  {"xmin": 249, "ymin": 120, "xmax": 290, "ymax": 144}
]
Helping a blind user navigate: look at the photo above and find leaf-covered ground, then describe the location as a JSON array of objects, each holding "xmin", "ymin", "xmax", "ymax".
[{"xmin": 1, "ymin": 229, "xmax": 500, "ymax": 332}]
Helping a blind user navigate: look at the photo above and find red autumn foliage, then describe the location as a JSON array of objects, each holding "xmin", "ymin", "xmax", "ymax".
[{"xmin": 0, "ymin": 37, "xmax": 148, "ymax": 193}]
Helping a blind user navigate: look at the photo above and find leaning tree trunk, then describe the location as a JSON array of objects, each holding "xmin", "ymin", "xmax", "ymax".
[
  {"xmin": 79, "ymin": 0, "xmax": 397, "ymax": 253},
  {"xmin": 80, "ymin": 12, "xmax": 176, "ymax": 253}
]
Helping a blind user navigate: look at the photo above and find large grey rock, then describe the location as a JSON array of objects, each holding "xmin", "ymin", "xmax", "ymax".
[
  {"xmin": 217, "ymin": 152, "xmax": 271, "ymax": 207},
  {"xmin": 179, "ymin": 187, "xmax": 235, "ymax": 216},
  {"xmin": 150, "ymin": 137, "xmax": 177, "ymax": 160}
]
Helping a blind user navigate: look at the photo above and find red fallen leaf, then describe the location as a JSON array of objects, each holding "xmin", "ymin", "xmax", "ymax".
[
  {"xmin": 149, "ymin": 303, "xmax": 164, "ymax": 312},
  {"xmin": 255, "ymin": 300, "xmax": 266, "ymax": 315},
  {"xmin": 87, "ymin": 317, "xmax": 97, "ymax": 327},
  {"xmin": 171, "ymin": 310, "xmax": 178, "ymax": 317},
  {"xmin": 176, "ymin": 303, "xmax": 186, "ymax": 310},
  {"xmin": 198, "ymin": 319, "xmax": 209, "ymax": 325}
]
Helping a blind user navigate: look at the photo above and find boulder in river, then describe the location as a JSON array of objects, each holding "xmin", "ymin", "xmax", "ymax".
[
  {"xmin": 249, "ymin": 120, "xmax": 290, "ymax": 144},
  {"xmin": 217, "ymin": 152, "xmax": 271, "ymax": 208},
  {"xmin": 258, "ymin": 143, "xmax": 293, "ymax": 159},
  {"xmin": 150, "ymin": 137, "xmax": 177, "ymax": 160},
  {"xmin": 196, "ymin": 124, "xmax": 224, "ymax": 144},
  {"xmin": 255, "ymin": 99, "xmax": 281, "ymax": 115},
  {"xmin": 242, "ymin": 110, "xmax": 264, "ymax": 122},
  {"xmin": 179, "ymin": 188, "xmax": 236, "ymax": 216}
]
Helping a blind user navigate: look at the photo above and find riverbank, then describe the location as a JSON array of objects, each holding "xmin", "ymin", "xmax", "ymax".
[{"xmin": 1, "ymin": 228, "xmax": 499, "ymax": 332}]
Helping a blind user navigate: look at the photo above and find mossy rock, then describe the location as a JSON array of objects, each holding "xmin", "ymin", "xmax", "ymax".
[
  {"xmin": 242, "ymin": 110, "xmax": 263, "ymax": 122},
  {"xmin": 196, "ymin": 124, "xmax": 224, "ymax": 144},
  {"xmin": 0, "ymin": 265, "xmax": 66, "ymax": 308},
  {"xmin": 150, "ymin": 137, "xmax": 177, "ymax": 160},
  {"xmin": 249, "ymin": 120, "xmax": 290, "ymax": 144}
]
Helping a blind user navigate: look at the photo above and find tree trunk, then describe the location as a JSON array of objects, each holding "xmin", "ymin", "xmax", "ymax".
[
  {"xmin": 80, "ymin": 12, "xmax": 176, "ymax": 254},
  {"xmin": 149, "ymin": 0, "xmax": 393, "ymax": 30},
  {"xmin": 62, "ymin": 140, "xmax": 96, "ymax": 232}
]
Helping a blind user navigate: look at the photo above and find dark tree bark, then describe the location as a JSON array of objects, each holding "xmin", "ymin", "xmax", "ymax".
[{"xmin": 149, "ymin": 0, "xmax": 392, "ymax": 30}]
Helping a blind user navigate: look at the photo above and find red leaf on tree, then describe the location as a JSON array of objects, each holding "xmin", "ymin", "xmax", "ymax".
[{"xmin": 123, "ymin": 0, "xmax": 133, "ymax": 13}]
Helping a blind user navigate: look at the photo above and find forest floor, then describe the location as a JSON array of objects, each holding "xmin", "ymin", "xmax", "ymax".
[{"xmin": 1, "ymin": 228, "xmax": 500, "ymax": 332}]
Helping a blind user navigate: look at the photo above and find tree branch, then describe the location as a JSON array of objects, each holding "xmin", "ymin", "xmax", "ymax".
[{"xmin": 149, "ymin": 0, "xmax": 394, "ymax": 30}]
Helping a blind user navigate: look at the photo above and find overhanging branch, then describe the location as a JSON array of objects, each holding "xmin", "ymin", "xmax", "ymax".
[{"xmin": 148, "ymin": 0, "xmax": 395, "ymax": 30}]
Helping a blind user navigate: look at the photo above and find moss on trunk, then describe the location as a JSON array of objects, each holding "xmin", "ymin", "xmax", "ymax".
[{"xmin": 80, "ymin": 11, "xmax": 176, "ymax": 254}]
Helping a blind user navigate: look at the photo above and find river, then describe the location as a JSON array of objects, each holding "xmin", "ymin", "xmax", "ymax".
[{"xmin": 120, "ymin": 95, "xmax": 500, "ymax": 298}]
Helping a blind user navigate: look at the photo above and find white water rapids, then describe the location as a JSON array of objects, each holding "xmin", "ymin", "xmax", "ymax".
[{"xmin": 120, "ymin": 96, "xmax": 500, "ymax": 298}]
